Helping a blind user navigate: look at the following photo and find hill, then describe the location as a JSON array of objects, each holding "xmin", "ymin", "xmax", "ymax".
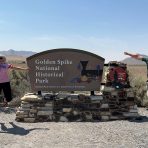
[
  {"xmin": 122, "ymin": 57, "xmax": 146, "ymax": 65},
  {"xmin": 0, "ymin": 49, "xmax": 36, "ymax": 57},
  {"xmin": 1, "ymin": 49, "xmax": 147, "ymax": 66},
  {"xmin": 0, "ymin": 49, "xmax": 36, "ymax": 66}
]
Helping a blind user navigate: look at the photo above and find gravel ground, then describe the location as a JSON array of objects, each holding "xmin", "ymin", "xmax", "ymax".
[{"xmin": 0, "ymin": 108, "xmax": 148, "ymax": 148}]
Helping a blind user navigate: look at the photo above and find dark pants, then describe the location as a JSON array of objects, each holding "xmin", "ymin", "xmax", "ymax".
[{"xmin": 0, "ymin": 82, "xmax": 12, "ymax": 102}]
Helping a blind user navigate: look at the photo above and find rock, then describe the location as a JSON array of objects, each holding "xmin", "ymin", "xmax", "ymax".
[
  {"xmin": 37, "ymin": 107, "xmax": 53, "ymax": 111},
  {"xmin": 111, "ymin": 91, "xmax": 118, "ymax": 96},
  {"xmin": 24, "ymin": 118, "xmax": 36, "ymax": 123},
  {"xmin": 85, "ymin": 113, "xmax": 93, "ymax": 120},
  {"xmin": 45, "ymin": 102, "xmax": 53, "ymax": 107},
  {"xmin": 30, "ymin": 109, "xmax": 38, "ymax": 113},
  {"xmin": 29, "ymin": 112, "xmax": 36, "ymax": 117},
  {"xmin": 21, "ymin": 103, "xmax": 33, "ymax": 108},
  {"xmin": 101, "ymin": 116, "xmax": 110, "ymax": 120},
  {"xmin": 123, "ymin": 112, "xmax": 139, "ymax": 117},
  {"xmin": 63, "ymin": 108, "xmax": 72, "ymax": 113},
  {"xmin": 103, "ymin": 86, "xmax": 115, "ymax": 92},
  {"xmin": 37, "ymin": 111, "xmax": 53, "ymax": 116},
  {"xmin": 18, "ymin": 107, "xmax": 30, "ymax": 112},
  {"xmin": 16, "ymin": 114, "xmax": 29, "ymax": 118},
  {"xmin": 90, "ymin": 95, "xmax": 103, "ymax": 101},
  {"xmin": 73, "ymin": 110, "xmax": 79, "ymax": 116},
  {"xmin": 57, "ymin": 93, "xmax": 70, "ymax": 99},
  {"xmin": 100, "ymin": 112, "xmax": 111, "ymax": 116},
  {"xmin": 101, "ymin": 104, "xmax": 109, "ymax": 108},
  {"xmin": 59, "ymin": 116, "xmax": 68, "ymax": 122},
  {"xmin": 129, "ymin": 109, "xmax": 138, "ymax": 113},
  {"xmin": 21, "ymin": 94, "xmax": 42, "ymax": 102},
  {"xmin": 16, "ymin": 110, "xmax": 29, "ymax": 116},
  {"xmin": 67, "ymin": 94, "xmax": 79, "ymax": 101},
  {"xmin": 110, "ymin": 116, "xmax": 120, "ymax": 120}
]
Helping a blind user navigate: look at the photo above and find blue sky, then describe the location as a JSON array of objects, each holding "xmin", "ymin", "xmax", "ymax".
[{"xmin": 0, "ymin": 0, "xmax": 148, "ymax": 62}]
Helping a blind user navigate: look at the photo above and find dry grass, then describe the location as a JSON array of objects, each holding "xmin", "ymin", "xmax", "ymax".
[
  {"xmin": 7, "ymin": 55, "xmax": 26, "ymax": 61},
  {"xmin": 7, "ymin": 56, "xmax": 27, "ymax": 68}
]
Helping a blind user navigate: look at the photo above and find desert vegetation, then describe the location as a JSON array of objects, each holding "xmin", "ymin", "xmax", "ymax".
[
  {"xmin": 8, "ymin": 69, "xmax": 30, "ymax": 106},
  {"xmin": 2, "ymin": 58, "xmax": 30, "ymax": 106},
  {"xmin": 127, "ymin": 65, "xmax": 148, "ymax": 107}
]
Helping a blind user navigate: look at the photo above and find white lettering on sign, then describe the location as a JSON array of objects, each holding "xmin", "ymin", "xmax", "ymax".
[
  {"xmin": 35, "ymin": 59, "xmax": 73, "ymax": 65},
  {"xmin": 57, "ymin": 59, "xmax": 72, "ymax": 65},
  {"xmin": 34, "ymin": 59, "xmax": 72, "ymax": 79},
  {"xmin": 35, "ymin": 72, "xmax": 64, "ymax": 78},
  {"xmin": 35, "ymin": 59, "xmax": 56, "ymax": 65},
  {"xmin": 36, "ymin": 78, "xmax": 49, "ymax": 84},
  {"xmin": 36, "ymin": 66, "xmax": 60, "ymax": 71}
]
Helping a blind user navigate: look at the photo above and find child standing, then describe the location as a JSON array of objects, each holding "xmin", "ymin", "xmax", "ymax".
[{"xmin": 0, "ymin": 54, "xmax": 28, "ymax": 106}]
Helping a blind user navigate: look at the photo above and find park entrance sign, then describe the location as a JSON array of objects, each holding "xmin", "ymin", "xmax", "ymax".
[{"xmin": 27, "ymin": 48, "xmax": 105, "ymax": 91}]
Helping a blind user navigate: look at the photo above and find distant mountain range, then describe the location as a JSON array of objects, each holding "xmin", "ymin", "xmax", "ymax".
[
  {"xmin": 121, "ymin": 57, "xmax": 146, "ymax": 65},
  {"xmin": 0, "ymin": 49, "xmax": 36, "ymax": 57},
  {"xmin": 0, "ymin": 49, "xmax": 146, "ymax": 65}
]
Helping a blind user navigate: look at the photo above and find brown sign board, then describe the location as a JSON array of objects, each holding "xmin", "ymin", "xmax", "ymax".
[{"xmin": 27, "ymin": 48, "xmax": 105, "ymax": 91}]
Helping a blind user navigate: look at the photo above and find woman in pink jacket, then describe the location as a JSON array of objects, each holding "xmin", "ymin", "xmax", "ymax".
[{"xmin": 0, "ymin": 54, "xmax": 28, "ymax": 107}]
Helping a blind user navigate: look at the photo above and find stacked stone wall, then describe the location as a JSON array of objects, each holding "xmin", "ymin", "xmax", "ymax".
[{"xmin": 16, "ymin": 90, "xmax": 139, "ymax": 122}]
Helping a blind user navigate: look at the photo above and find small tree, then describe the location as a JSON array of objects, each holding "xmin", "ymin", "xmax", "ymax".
[{"xmin": 129, "ymin": 72, "xmax": 148, "ymax": 107}]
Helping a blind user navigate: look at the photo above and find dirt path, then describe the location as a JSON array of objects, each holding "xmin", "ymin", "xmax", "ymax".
[{"xmin": 0, "ymin": 108, "xmax": 148, "ymax": 148}]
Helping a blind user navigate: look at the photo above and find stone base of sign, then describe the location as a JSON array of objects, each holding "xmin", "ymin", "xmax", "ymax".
[{"xmin": 15, "ymin": 87, "xmax": 139, "ymax": 122}]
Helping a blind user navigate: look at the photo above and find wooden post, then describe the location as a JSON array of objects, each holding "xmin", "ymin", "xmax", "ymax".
[
  {"xmin": 91, "ymin": 91, "xmax": 95, "ymax": 96},
  {"xmin": 38, "ymin": 91, "xmax": 42, "ymax": 95}
]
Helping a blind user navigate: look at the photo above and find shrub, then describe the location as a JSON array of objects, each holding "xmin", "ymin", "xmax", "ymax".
[
  {"xmin": 129, "ymin": 72, "xmax": 148, "ymax": 107},
  {"xmin": 9, "ymin": 70, "xmax": 31, "ymax": 106}
]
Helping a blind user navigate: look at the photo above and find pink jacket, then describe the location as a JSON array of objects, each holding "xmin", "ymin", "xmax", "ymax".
[{"xmin": 0, "ymin": 63, "xmax": 13, "ymax": 83}]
